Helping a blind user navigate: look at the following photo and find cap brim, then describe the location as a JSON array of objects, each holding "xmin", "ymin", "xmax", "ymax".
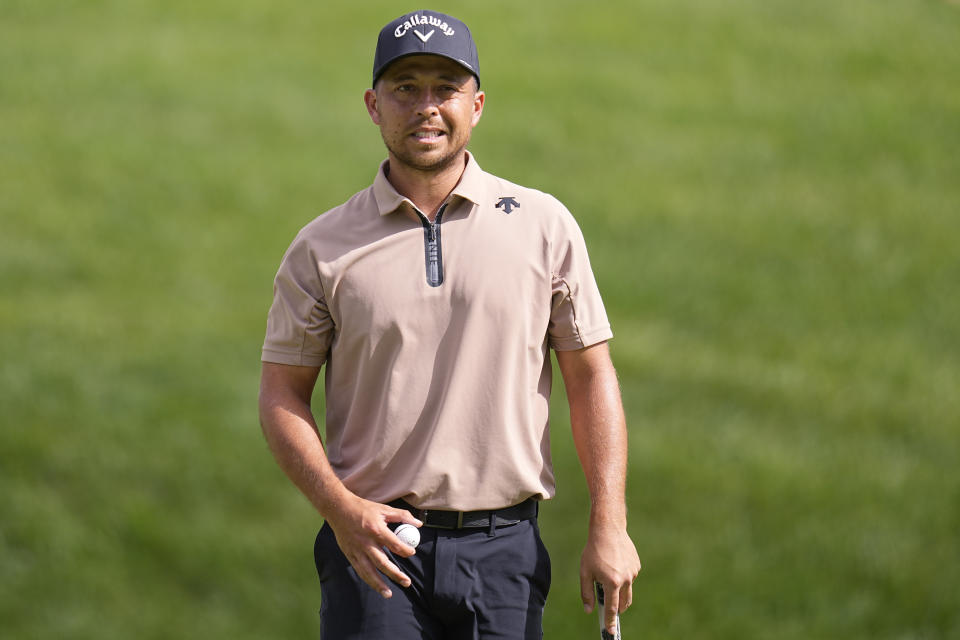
[{"xmin": 373, "ymin": 53, "xmax": 479, "ymax": 87}]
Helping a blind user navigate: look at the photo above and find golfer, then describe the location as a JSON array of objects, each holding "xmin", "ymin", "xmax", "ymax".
[{"xmin": 259, "ymin": 10, "xmax": 641, "ymax": 638}]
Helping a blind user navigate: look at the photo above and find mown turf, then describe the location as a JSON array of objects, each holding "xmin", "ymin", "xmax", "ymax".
[{"xmin": 2, "ymin": 1, "xmax": 958, "ymax": 638}]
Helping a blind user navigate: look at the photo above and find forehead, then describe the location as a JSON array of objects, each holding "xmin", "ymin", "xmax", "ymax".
[{"xmin": 379, "ymin": 54, "xmax": 473, "ymax": 82}]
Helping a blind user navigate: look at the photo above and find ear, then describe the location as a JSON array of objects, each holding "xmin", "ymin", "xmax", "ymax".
[
  {"xmin": 364, "ymin": 88, "xmax": 381, "ymax": 125},
  {"xmin": 471, "ymin": 90, "xmax": 485, "ymax": 128}
]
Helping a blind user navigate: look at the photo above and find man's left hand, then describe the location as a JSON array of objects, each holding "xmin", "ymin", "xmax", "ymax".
[{"xmin": 580, "ymin": 524, "xmax": 641, "ymax": 634}]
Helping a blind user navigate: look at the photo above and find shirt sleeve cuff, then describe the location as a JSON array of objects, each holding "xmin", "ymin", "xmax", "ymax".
[
  {"xmin": 261, "ymin": 348, "xmax": 327, "ymax": 367},
  {"xmin": 549, "ymin": 326, "xmax": 613, "ymax": 351}
]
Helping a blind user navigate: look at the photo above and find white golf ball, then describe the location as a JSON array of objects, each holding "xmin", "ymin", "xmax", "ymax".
[{"xmin": 394, "ymin": 524, "xmax": 421, "ymax": 549}]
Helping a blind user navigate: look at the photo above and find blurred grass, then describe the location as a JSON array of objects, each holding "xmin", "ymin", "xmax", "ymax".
[{"xmin": 2, "ymin": 0, "xmax": 959, "ymax": 638}]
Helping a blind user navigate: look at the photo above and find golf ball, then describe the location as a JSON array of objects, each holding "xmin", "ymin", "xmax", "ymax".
[{"xmin": 394, "ymin": 524, "xmax": 421, "ymax": 549}]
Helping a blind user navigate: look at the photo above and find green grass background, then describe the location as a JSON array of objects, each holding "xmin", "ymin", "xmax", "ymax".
[{"xmin": 2, "ymin": 0, "xmax": 959, "ymax": 638}]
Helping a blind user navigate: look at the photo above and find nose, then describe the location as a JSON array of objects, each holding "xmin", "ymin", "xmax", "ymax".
[{"xmin": 415, "ymin": 88, "xmax": 442, "ymax": 117}]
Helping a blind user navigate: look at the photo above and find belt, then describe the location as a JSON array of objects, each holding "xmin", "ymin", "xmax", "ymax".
[{"xmin": 390, "ymin": 498, "xmax": 538, "ymax": 530}]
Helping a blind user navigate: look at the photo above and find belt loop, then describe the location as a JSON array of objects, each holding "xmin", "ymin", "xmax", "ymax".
[
  {"xmin": 487, "ymin": 511, "xmax": 496, "ymax": 537},
  {"xmin": 456, "ymin": 511, "xmax": 464, "ymax": 529}
]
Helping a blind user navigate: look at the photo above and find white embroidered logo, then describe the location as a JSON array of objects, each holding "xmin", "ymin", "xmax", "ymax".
[{"xmin": 394, "ymin": 14, "xmax": 455, "ymax": 39}]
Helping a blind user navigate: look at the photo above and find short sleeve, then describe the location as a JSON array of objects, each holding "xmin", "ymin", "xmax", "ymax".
[
  {"xmin": 261, "ymin": 233, "xmax": 334, "ymax": 366},
  {"xmin": 547, "ymin": 205, "xmax": 613, "ymax": 351}
]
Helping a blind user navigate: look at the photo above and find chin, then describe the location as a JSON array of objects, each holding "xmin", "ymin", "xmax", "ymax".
[{"xmin": 396, "ymin": 147, "xmax": 465, "ymax": 172}]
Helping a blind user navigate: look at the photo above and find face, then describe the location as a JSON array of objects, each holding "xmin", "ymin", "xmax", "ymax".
[{"xmin": 364, "ymin": 55, "xmax": 485, "ymax": 174}]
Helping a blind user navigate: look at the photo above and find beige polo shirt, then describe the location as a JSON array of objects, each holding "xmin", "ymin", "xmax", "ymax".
[{"xmin": 262, "ymin": 152, "xmax": 612, "ymax": 511}]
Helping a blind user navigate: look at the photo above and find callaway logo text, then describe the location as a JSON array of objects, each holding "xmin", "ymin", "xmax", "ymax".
[{"xmin": 394, "ymin": 14, "xmax": 456, "ymax": 39}]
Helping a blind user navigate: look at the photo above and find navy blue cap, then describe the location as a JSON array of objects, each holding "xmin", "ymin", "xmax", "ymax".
[{"xmin": 373, "ymin": 11, "xmax": 480, "ymax": 87}]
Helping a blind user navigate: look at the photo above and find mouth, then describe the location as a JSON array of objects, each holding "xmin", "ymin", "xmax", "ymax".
[{"xmin": 410, "ymin": 128, "xmax": 447, "ymax": 144}]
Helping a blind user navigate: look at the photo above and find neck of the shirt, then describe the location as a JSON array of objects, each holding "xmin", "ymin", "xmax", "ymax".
[
  {"xmin": 374, "ymin": 151, "xmax": 485, "ymax": 220},
  {"xmin": 383, "ymin": 153, "xmax": 469, "ymax": 220}
]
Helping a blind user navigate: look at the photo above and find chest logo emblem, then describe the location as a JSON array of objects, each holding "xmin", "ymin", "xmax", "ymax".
[{"xmin": 495, "ymin": 197, "xmax": 520, "ymax": 214}]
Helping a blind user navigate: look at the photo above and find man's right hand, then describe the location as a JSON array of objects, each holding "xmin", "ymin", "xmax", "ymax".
[
  {"xmin": 258, "ymin": 363, "xmax": 422, "ymax": 598},
  {"xmin": 324, "ymin": 495, "xmax": 423, "ymax": 598}
]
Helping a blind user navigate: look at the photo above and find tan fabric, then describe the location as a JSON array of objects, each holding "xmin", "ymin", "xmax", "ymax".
[{"xmin": 262, "ymin": 152, "xmax": 612, "ymax": 510}]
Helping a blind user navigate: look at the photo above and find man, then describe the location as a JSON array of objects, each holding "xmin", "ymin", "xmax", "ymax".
[{"xmin": 258, "ymin": 10, "xmax": 640, "ymax": 639}]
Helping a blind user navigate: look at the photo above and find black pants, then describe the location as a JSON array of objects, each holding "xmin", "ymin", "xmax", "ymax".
[{"xmin": 314, "ymin": 519, "xmax": 551, "ymax": 639}]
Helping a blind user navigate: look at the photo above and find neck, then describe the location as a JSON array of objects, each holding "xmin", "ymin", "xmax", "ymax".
[{"xmin": 385, "ymin": 153, "xmax": 468, "ymax": 220}]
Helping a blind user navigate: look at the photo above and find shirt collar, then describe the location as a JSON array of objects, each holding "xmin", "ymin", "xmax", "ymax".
[{"xmin": 372, "ymin": 151, "xmax": 485, "ymax": 217}]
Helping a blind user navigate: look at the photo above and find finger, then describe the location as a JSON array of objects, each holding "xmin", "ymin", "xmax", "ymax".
[
  {"xmin": 368, "ymin": 545, "xmax": 412, "ymax": 588},
  {"xmin": 348, "ymin": 552, "xmax": 393, "ymax": 599},
  {"xmin": 580, "ymin": 573, "xmax": 595, "ymax": 613},
  {"xmin": 384, "ymin": 507, "xmax": 423, "ymax": 528},
  {"xmin": 604, "ymin": 585, "xmax": 620, "ymax": 634},
  {"xmin": 619, "ymin": 581, "xmax": 633, "ymax": 613},
  {"xmin": 388, "ymin": 536, "xmax": 416, "ymax": 557},
  {"xmin": 382, "ymin": 530, "xmax": 417, "ymax": 558}
]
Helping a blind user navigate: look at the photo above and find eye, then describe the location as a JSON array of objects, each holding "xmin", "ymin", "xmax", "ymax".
[{"xmin": 437, "ymin": 85, "xmax": 460, "ymax": 97}]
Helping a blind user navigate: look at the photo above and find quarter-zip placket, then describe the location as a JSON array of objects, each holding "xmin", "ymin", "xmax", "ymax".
[{"xmin": 415, "ymin": 202, "xmax": 448, "ymax": 287}]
